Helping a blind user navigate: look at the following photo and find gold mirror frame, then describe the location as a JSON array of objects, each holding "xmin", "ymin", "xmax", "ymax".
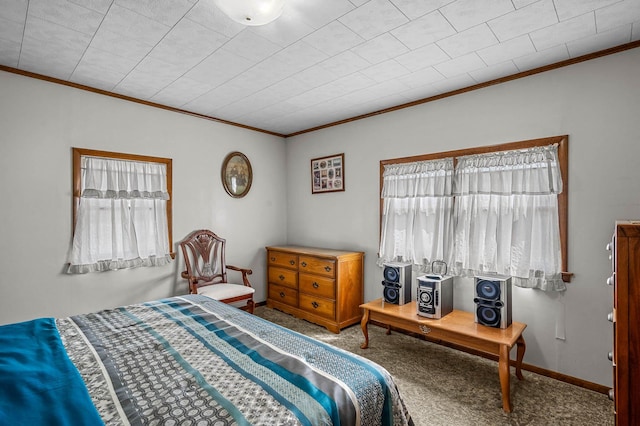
[{"xmin": 221, "ymin": 151, "xmax": 253, "ymax": 198}]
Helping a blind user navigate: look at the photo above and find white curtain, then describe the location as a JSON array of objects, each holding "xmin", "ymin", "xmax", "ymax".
[
  {"xmin": 67, "ymin": 156, "xmax": 173, "ymax": 274},
  {"xmin": 379, "ymin": 158, "xmax": 454, "ymax": 272},
  {"xmin": 452, "ymin": 144, "xmax": 564, "ymax": 291}
]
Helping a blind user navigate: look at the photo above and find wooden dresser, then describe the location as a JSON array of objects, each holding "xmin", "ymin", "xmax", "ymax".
[
  {"xmin": 607, "ymin": 221, "xmax": 640, "ymax": 425},
  {"xmin": 266, "ymin": 245, "xmax": 364, "ymax": 333}
]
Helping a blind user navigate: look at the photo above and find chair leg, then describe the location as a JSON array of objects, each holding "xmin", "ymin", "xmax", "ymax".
[{"xmin": 246, "ymin": 299, "xmax": 254, "ymax": 314}]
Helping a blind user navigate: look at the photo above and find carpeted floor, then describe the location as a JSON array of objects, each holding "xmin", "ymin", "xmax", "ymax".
[{"xmin": 255, "ymin": 306, "xmax": 614, "ymax": 426}]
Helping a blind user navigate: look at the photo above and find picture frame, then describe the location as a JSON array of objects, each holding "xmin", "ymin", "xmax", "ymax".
[
  {"xmin": 311, "ymin": 153, "xmax": 345, "ymax": 194},
  {"xmin": 221, "ymin": 151, "xmax": 252, "ymax": 198}
]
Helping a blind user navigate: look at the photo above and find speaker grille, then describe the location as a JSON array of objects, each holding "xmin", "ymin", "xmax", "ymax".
[
  {"xmin": 473, "ymin": 275, "xmax": 512, "ymax": 328},
  {"xmin": 381, "ymin": 262, "xmax": 412, "ymax": 305}
]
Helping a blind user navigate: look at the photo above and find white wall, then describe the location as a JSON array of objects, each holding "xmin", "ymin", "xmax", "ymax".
[
  {"xmin": 285, "ymin": 47, "xmax": 640, "ymax": 387},
  {"xmin": 0, "ymin": 71, "xmax": 288, "ymax": 325}
]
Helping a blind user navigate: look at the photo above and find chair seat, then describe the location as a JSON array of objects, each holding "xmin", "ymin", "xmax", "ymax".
[{"xmin": 198, "ymin": 283, "xmax": 255, "ymax": 301}]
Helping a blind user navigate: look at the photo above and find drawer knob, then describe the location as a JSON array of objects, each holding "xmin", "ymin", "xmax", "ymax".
[
  {"xmin": 324, "ymin": 266, "xmax": 332, "ymax": 272},
  {"xmin": 312, "ymin": 282, "xmax": 319, "ymax": 289},
  {"xmin": 606, "ymin": 275, "xmax": 614, "ymax": 286},
  {"xmin": 270, "ymin": 257, "xmax": 276, "ymax": 261},
  {"xmin": 608, "ymin": 389, "xmax": 615, "ymax": 401},
  {"xmin": 607, "ymin": 312, "xmax": 614, "ymax": 323},
  {"xmin": 301, "ymin": 261, "xmax": 307, "ymax": 267},
  {"xmin": 419, "ymin": 325, "xmax": 431, "ymax": 334},
  {"xmin": 290, "ymin": 260, "xmax": 295, "ymax": 265},
  {"xmin": 607, "ymin": 351, "xmax": 613, "ymax": 362},
  {"xmin": 311, "ymin": 301, "xmax": 319, "ymax": 309},
  {"xmin": 278, "ymin": 274, "xmax": 285, "ymax": 281},
  {"xmin": 279, "ymin": 292, "xmax": 285, "ymax": 298}
]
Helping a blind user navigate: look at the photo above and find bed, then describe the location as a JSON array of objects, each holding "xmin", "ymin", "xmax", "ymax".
[{"xmin": 0, "ymin": 294, "xmax": 413, "ymax": 425}]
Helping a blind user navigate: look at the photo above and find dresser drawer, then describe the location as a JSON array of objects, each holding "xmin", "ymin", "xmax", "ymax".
[
  {"xmin": 268, "ymin": 267, "xmax": 298, "ymax": 289},
  {"xmin": 299, "ymin": 256, "xmax": 336, "ymax": 278},
  {"xmin": 299, "ymin": 273, "xmax": 336, "ymax": 300},
  {"xmin": 268, "ymin": 250, "xmax": 298, "ymax": 269},
  {"xmin": 299, "ymin": 293, "xmax": 335, "ymax": 320},
  {"xmin": 269, "ymin": 284, "xmax": 298, "ymax": 307}
]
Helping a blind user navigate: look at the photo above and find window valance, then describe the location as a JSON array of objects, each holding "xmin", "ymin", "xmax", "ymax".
[{"xmin": 81, "ymin": 156, "xmax": 170, "ymax": 200}]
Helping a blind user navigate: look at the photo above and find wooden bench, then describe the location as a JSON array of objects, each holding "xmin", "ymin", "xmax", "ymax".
[{"xmin": 360, "ymin": 298, "xmax": 527, "ymax": 413}]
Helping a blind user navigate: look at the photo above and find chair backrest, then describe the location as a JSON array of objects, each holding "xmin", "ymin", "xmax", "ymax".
[{"xmin": 179, "ymin": 230, "xmax": 228, "ymax": 287}]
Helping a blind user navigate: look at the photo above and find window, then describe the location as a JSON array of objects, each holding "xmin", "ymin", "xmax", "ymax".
[
  {"xmin": 68, "ymin": 148, "xmax": 173, "ymax": 274},
  {"xmin": 379, "ymin": 136, "xmax": 570, "ymax": 291}
]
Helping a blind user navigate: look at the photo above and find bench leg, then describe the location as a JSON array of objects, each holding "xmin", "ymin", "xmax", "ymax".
[
  {"xmin": 360, "ymin": 308, "xmax": 370, "ymax": 349},
  {"xmin": 499, "ymin": 344, "xmax": 512, "ymax": 413},
  {"xmin": 515, "ymin": 335, "xmax": 526, "ymax": 380}
]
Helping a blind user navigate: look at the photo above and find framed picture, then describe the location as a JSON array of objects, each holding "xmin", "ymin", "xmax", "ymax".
[
  {"xmin": 311, "ymin": 153, "xmax": 345, "ymax": 194},
  {"xmin": 221, "ymin": 151, "xmax": 252, "ymax": 198}
]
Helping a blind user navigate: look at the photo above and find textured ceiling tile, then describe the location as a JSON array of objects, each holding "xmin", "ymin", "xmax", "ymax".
[
  {"xmin": 440, "ymin": 0, "xmax": 514, "ymax": 31},
  {"xmin": 512, "ymin": 0, "xmax": 538, "ymax": 8},
  {"xmin": 554, "ymin": 0, "xmax": 619, "ymax": 21},
  {"xmin": 0, "ymin": 16, "xmax": 24, "ymax": 44},
  {"xmin": 68, "ymin": 0, "xmax": 113, "ymax": 14},
  {"xmin": 398, "ymin": 66, "xmax": 445, "ymax": 88},
  {"xmin": 29, "ymin": 0, "xmax": 105, "ymax": 35},
  {"xmin": 477, "ymin": 34, "xmax": 535, "ymax": 65},
  {"xmin": 488, "ymin": 0, "xmax": 557, "ymax": 42},
  {"xmin": 318, "ymin": 50, "xmax": 370, "ymax": 78},
  {"xmin": 394, "ymin": 43, "xmax": 450, "ymax": 72},
  {"xmin": 469, "ymin": 60, "xmax": 519, "ymax": 83},
  {"xmin": 72, "ymin": 46, "xmax": 138, "ymax": 84},
  {"xmin": 0, "ymin": 0, "xmax": 28, "ymax": 23},
  {"xmin": 431, "ymin": 72, "xmax": 476, "ymax": 92},
  {"xmin": 434, "ymin": 52, "xmax": 486, "ymax": 78},
  {"xmin": 437, "ymin": 24, "xmax": 498, "ymax": 58},
  {"xmin": 293, "ymin": 65, "xmax": 338, "ymax": 88},
  {"xmin": 184, "ymin": 1, "xmax": 244, "ymax": 38},
  {"xmin": 184, "ymin": 48, "xmax": 254, "ymax": 86},
  {"xmin": 286, "ymin": 0, "xmax": 355, "ymax": 29},
  {"xmin": 339, "ymin": 0, "xmax": 409, "ymax": 40},
  {"xmin": 391, "ymin": 10, "xmax": 456, "ymax": 50},
  {"xmin": 566, "ymin": 25, "xmax": 632, "ymax": 57},
  {"xmin": 273, "ymin": 40, "xmax": 328, "ymax": 71},
  {"xmin": 390, "ymin": 0, "xmax": 453, "ymax": 20},
  {"xmin": 360, "ymin": 59, "xmax": 410, "ymax": 83},
  {"xmin": 351, "ymin": 33, "xmax": 409, "ymax": 64},
  {"xmin": 303, "ymin": 21, "xmax": 365, "ymax": 56},
  {"xmin": 222, "ymin": 30, "xmax": 282, "ymax": 62},
  {"xmin": 512, "ymin": 44, "xmax": 569, "ymax": 71},
  {"xmin": 98, "ymin": 4, "xmax": 170, "ymax": 46},
  {"xmin": 151, "ymin": 77, "xmax": 217, "ymax": 108},
  {"xmin": 149, "ymin": 19, "xmax": 229, "ymax": 67},
  {"xmin": 88, "ymin": 29, "xmax": 153, "ymax": 63},
  {"xmin": 596, "ymin": 1, "xmax": 640, "ymax": 32},
  {"xmin": 248, "ymin": 13, "xmax": 315, "ymax": 48},
  {"xmin": 0, "ymin": 39, "xmax": 20, "ymax": 67},
  {"xmin": 114, "ymin": 0, "xmax": 195, "ymax": 27},
  {"xmin": 530, "ymin": 12, "xmax": 596, "ymax": 51}
]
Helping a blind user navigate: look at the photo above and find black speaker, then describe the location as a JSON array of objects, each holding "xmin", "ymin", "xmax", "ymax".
[
  {"xmin": 416, "ymin": 275, "xmax": 453, "ymax": 318},
  {"xmin": 382, "ymin": 262, "xmax": 412, "ymax": 305},
  {"xmin": 474, "ymin": 275, "xmax": 512, "ymax": 329}
]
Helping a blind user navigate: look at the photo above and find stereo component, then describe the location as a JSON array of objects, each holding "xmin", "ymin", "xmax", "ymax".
[
  {"xmin": 382, "ymin": 262, "xmax": 412, "ymax": 305},
  {"xmin": 474, "ymin": 275, "xmax": 512, "ymax": 329},
  {"xmin": 416, "ymin": 274, "xmax": 453, "ymax": 319}
]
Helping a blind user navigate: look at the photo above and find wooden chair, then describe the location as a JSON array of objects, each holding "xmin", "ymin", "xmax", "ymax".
[{"xmin": 179, "ymin": 229, "xmax": 255, "ymax": 313}]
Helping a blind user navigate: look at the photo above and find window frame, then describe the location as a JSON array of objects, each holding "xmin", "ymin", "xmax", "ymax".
[
  {"xmin": 72, "ymin": 147, "xmax": 174, "ymax": 258},
  {"xmin": 379, "ymin": 135, "xmax": 571, "ymax": 282}
]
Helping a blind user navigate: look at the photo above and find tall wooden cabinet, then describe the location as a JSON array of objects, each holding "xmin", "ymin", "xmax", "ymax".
[
  {"xmin": 607, "ymin": 221, "xmax": 640, "ymax": 425},
  {"xmin": 266, "ymin": 245, "xmax": 364, "ymax": 333}
]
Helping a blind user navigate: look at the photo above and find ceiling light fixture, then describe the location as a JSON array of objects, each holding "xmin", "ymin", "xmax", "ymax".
[{"xmin": 214, "ymin": 0, "xmax": 285, "ymax": 26}]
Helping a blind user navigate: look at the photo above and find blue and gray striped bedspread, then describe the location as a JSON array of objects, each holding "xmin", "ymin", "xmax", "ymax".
[{"xmin": 8, "ymin": 295, "xmax": 412, "ymax": 425}]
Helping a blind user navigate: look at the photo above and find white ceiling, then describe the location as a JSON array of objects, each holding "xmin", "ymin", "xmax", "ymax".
[{"xmin": 1, "ymin": 0, "xmax": 639, "ymax": 136}]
